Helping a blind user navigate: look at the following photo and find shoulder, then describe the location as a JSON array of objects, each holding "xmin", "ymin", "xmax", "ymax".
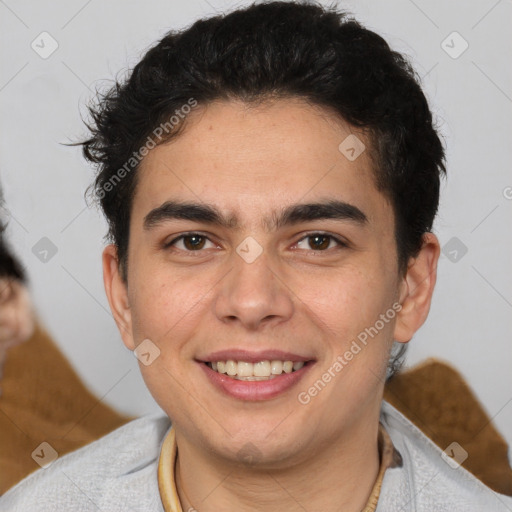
[
  {"xmin": 0, "ymin": 414, "xmax": 171, "ymax": 512},
  {"xmin": 377, "ymin": 401, "xmax": 512, "ymax": 512}
]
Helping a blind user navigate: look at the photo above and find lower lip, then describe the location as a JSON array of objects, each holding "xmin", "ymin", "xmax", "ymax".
[{"xmin": 198, "ymin": 361, "xmax": 315, "ymax": 401}]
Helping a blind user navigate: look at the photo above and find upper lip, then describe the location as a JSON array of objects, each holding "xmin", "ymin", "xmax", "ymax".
[{"xmin": 197, "ymin": 349, "xmax": 315, "ymax": 363}]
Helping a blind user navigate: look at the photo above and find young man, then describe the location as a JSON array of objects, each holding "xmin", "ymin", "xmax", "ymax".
[{"xmin": 2, "ymin": 2, "xmax": 511, "ymax": 510}]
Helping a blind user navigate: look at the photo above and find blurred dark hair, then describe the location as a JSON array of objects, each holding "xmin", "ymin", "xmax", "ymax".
[
  {"xmin": 0, "ymin": 186, "xmax": 25, "ymax": 282},
  {"xmin": 0, "ymin": 224, "xmax": 25, "ymax": 282}
]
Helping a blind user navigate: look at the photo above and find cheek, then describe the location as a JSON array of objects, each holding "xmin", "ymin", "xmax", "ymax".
[
  {"xmin": 129, "ymin": 270, "xmax": 202, "ymax": 343},
  {"xmin": 302, "ymin": 264, "xmax": 396, "ymax": 342},
  {"xmin": 128, "ymin": 270, "xmax": 211, "ymax": 414}
]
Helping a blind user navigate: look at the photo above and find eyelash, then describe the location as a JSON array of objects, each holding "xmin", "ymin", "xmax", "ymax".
[{"xmin": 164, "ymin": 232, "xmax": 348, "ymax": 254}]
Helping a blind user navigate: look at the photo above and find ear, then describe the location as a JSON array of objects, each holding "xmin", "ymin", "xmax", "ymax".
[
  {"xmin": 102, "ymin": 244, "xmax": 135, "ymax": 350},
  {"xmin": 394, "ymin": 233, "xmax": 440, "ymax": 343}
]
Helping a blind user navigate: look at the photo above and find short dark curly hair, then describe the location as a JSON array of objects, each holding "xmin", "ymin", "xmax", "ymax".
[
  {"xmin": 80, "ymin": 0, "xmax": 446, "ymax": 377},
  {"xmin": 81, "ymin": 1, "xmax": 445, "ymax": 282}
]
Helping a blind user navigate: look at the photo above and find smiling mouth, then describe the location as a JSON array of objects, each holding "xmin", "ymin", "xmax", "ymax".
[{"xmin": 204, "ymin": 359, "xmax": 312, "ymax": 381}]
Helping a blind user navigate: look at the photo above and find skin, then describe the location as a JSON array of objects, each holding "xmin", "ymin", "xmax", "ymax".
[
  {"xmin": 0, "ymin": 278, "xmax": 34, "ymax": 385},
  {"xmin": 103, "ymin": 98, "xmax": 439, "ymax": 512}
]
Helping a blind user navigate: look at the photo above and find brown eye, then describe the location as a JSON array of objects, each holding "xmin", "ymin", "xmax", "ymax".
[
  {"xmin": 294, "ymin": 233, "xmax": 347, "ymax": 252},
  {"xmin": 308, "ymin": 234, "xmax": 331, "ymax": 250},
  {"xmin": 165, "ymin": 233, "xmax": 215, "ymax": 252},
  {"xmin": 182, "ymin": 234, "xmax": 206, "ymax": 250}
]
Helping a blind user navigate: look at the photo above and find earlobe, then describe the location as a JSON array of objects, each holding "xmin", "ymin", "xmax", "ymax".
[
  {"xmin": 102, "ymin": 245, "xmax": 135, "ymax": 350},
  {"xmin": 393, "ymin": 233, "xmax": 440, "ymax": 343}
]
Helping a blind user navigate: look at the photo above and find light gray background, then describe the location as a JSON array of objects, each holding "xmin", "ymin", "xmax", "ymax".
[{"xmin": 1, "ymin": 0, "xmax": 511, "ymax": 448}]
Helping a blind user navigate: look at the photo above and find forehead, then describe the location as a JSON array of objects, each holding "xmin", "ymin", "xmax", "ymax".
[{"xmin": 133, "ymin": 98, "xmax": 391, "ymax": 227}]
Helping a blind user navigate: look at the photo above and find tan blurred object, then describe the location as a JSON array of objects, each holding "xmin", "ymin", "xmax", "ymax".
[
  {"xmin": 0, "ymin": 324, "xmax": 131, "ymax": 494},
  {"xmin": 384, "ymin": 358, "xmax": 512, "ymax": 496}
]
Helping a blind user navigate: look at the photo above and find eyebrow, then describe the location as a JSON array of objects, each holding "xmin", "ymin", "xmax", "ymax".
[{"xmin": 143, "ymin": 199, "xmax": 368, "ymax": 232}]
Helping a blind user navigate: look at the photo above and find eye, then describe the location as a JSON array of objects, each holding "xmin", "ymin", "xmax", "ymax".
[
  {"xmin": 294, "ymin": 233, "xmax": 347, "ymax": 251},
  {"xmin": 165, "ymin": 233, "xmax": 217, "ymax": 252}
]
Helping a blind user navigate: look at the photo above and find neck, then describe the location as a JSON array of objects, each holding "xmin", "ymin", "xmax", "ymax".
[{"xmin": 174, "ymin": 411, "xmax": 381, "ymax": 512}]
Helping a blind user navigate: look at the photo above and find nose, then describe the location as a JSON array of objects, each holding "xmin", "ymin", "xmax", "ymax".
[{"xmin": 213, "ymin": 248, "xmax": 294, "ymax": 331}]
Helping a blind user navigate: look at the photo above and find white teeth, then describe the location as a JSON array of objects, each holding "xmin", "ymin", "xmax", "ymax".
[
  {"xmin": 271, "ymin": 360, "xmax": 283, "ymax": 374},
  {"xmin": 226, "ymin": 360, "xmax": 237, "ymax": 376},
  {"xmin": 207, "ymin": 359, "xmax": 308, "ymax": 378},
  {"xmin": 237, "ymin": 361, "xmax": 253, "ymax": 377},
  {"xmin": 254, "ymin": 361, "xmax": 271, "ymax": 377}
]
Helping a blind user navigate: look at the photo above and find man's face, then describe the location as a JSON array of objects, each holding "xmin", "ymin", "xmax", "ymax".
[{"xmin": 111, "ymin": 98, "xmax": 407, "ymax": 466}]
